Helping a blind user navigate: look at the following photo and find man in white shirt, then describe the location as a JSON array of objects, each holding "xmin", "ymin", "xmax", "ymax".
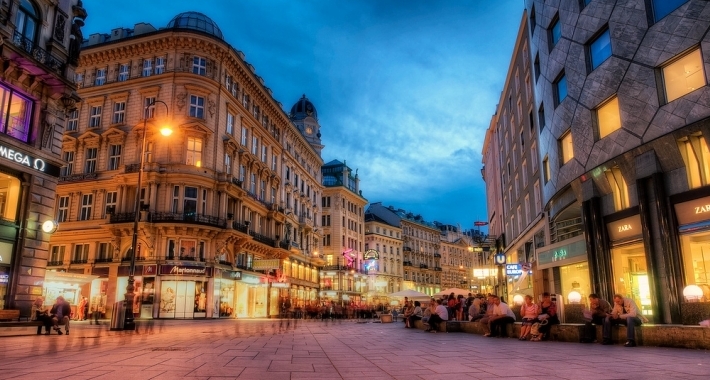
[
  {"xmin": 602, "ymin": 294, "xmax": 644, "ymax": 347},
  {"xmin": 483, "ymin": 295, "xmax": 516, "ymax": 337},
  {"xmin": 425, "ymin": 299, "xmax": 449, "ymax": 332}
]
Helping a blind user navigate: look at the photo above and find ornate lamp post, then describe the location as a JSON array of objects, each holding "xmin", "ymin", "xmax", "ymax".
[{"xmin": 124, "ymin": 99, "xmax": 172, "ymax": 330}]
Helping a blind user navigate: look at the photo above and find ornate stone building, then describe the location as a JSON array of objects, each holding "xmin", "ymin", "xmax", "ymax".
[
  {"xmin": 364, "ymin": 211, "xmax": 403, "ymax": 305},
  {"xmin": 47, "ymin": 12, "xmax": 322, "ymax": 319},
  {"xmin": 0, "ymin": 0, "xmax": 86, "ymax": 312},
  {"xmin": 437, "ymin": 225, "xmax": 474, "ymax": 291}
]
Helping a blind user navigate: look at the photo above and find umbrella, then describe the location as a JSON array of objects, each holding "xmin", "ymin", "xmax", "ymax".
[{"xmin": 434, "ymin": 288, "xmax": 471, "ymax": 297}]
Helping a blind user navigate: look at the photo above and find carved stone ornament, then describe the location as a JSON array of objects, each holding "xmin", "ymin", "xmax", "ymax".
[
  {"xmin": 54, "ymin": 13, "xmax": 66, "ymax": 42},
  {"xmin": 208, "ymin": 99, "xmax": 216, "ymax": 118},
  {"xmin": 176, "ymin": 92, "xmax": 186, "ymax": 111}
]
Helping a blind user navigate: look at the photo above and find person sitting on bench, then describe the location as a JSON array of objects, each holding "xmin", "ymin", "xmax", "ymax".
[
  {"xmin": 30, "ymin": 297, "xmax": 52, "ymax": 335},
  {"xmin": 50, "ymin": 296, "xmax": 70, "ymax": 335},
  {"xmin": 483, "ymin": 295, "xmax": 516, "ymax": 337}
]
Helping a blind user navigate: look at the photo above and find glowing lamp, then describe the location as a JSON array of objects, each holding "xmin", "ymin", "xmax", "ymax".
[
  {"xmin": 160, "ymin": 126, "xmax": 173, "ymax": 136},
  {"xmin": 683, "ymin": 285, "xmax": 703, "ymax": 302},
  {"xmin": 512, "ymin": 294, "xmax": 524, "ymax": 305},
  {"xmin": 41, "ymin": 220, "xmax": 58, "ymax": 234},
  {"xmin": 567, "ymin": 290, "xmax": 582, "ymax": 304}
]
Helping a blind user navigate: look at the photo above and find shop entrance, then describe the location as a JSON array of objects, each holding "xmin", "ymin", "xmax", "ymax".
[
  {"xmin": 611, "ymin": 243, "xmax": 653, "ymax": 317},
  {"xmin": 159, "ymin": 280, "xmax": 207, "ymax": 319}
]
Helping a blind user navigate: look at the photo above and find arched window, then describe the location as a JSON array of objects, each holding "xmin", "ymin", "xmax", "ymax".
[{"xmin": 15, "ymin": 0, "xmax": 39, "ymax": 43}]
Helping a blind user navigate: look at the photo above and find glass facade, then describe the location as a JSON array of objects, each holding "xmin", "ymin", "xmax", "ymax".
[
  {"xmin": 679, "ymin": 230, "xmax": 710, "ymax": 301},
  {"xmin": 611, "ymin": 242, "xmax": 653, "ymax": 317},
  {"xmin": 559, "ymin": 262, "xmax": 590, "ymax": 305}
]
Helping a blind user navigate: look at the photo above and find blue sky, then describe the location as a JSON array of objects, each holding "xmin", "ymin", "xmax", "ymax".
[{"xmin": 83, "ymin": 0, "xmax": 523, "ymax": 230}]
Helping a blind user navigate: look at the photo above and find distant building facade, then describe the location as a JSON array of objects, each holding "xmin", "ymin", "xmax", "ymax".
[{"xmin": 364, "ymin": 212, "xmax": 403, "ymax": 305}]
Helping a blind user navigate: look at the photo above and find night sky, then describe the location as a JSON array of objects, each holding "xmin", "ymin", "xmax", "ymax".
[{"xmin": 82, "ymin": 0, "xmax": 523, "ymax": 230}]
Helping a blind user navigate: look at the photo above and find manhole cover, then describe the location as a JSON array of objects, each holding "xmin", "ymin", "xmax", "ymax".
[{"xmin": 151, "ymin": 347, "xmax": 190, "ymax": 352}]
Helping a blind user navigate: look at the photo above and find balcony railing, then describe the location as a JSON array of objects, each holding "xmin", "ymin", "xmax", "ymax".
[
  {"xmin": 70, "ymin": 259, "xmax": 88, "ymax": 264},
  {"xmin": 231, "ymin": 178, "xmax": 243, "ymax": 187},
  {"xmin": 233, "ymin": 221, "xmax": 249, "ymax": 233},
  {"xmin": 110, "ymin": 212, "xmax": 136, "ymax": 223},
  {"xmin": 433, "ymin": 253, "xmax": 441, "ymax": 258},
  {"xmin": 124, "ymin": 164, "xmax": 140, "ymax": 173},
  {"xmin": 12, "ymin": 30, "xmax": 65, "ymax": 73},
  {"xmin": 47, "ymin": 260, "xmax": 64, "ymax": 266},
  {"xmin": 122, "ymin": 256, "xmax": 146, "ymax": 262},
  {"xmin": 249, "ymin": 230, "xmax": 275, "ymax": 246},
  {"xmin": 151, "ymin": 212, "xmax": 226, "ymax": 228},
  {"xmin": 403, "ymin": 261, "xmax": 413, "ymax": 266},
  {"xmin": 218, "ymin": 260, "xmax": 232, "ymax": 266},
  {"xmin": 434, "ymin": 267, "xmax": 442, "ymax": 271},
  {"xmin": 419, "ymin": 264, "xmax": 428, "ymax": 269},
  {"xmin": 58, "ymin": 173, "xmax": 98, "ymax": 183},
  {"xmin": 279, "ymin": 240, "xmax": 290, "ymax": 250},
  {"xmin": 95, "ymin": 257, "xmax": 113, "ymax": 263}
]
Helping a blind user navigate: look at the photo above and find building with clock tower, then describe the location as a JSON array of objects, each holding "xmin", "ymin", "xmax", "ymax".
[{"xmin": 289, "ymin": 95, "xmax": 323, "ymax": 155}]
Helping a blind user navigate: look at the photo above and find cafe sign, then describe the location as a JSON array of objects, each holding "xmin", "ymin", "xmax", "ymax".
[
  {"xmin": 606, "ymin": 215, "xmax": 642, "ymax": 241},
  {"xmin": 0, "ymin": 144, "xmax": 60, "ymax": 177}
]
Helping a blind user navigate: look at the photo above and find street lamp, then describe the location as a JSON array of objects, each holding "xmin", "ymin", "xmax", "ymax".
[{"xmin": 124, "ymin": 99, "xmax": 172, "ymax": 331}]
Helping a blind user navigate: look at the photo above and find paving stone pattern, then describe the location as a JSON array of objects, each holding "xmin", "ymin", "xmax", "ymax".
[{"xmin": 1, "ymin": 319, "xmax": 709, "ymax": 379}]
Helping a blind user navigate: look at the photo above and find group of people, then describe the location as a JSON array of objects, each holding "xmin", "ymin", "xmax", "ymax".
[
  {"xmin": 30, "ymin": 296, "xmax": 71, "ymax": 335},
  {"xmin": 399, "ymin": 291, "xmax": 645, "ymax": 347}
]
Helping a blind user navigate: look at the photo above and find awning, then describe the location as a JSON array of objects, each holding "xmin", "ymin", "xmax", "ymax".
[{"xmin": 44, "ymin": 271, "xmax": 99, "ymax": 285}]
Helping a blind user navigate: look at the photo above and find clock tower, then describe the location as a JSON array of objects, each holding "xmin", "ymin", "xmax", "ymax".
[{"xmin": 289, "ymin": 94, "xmax": 323, "ymax": 155}]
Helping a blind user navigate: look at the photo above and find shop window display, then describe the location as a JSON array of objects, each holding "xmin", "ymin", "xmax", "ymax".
[
  {"xmin": 559, "ymin": 262, "xmax": 591, "ymax": 305},
  {"xmin": 611, "ymin": 243, "xmax": 653, "ymax": 316},
  {"xmin": 0, "ymin": 175, "xmax": 20, "ymax": 222},
  {"xmin": 0, "ymin": 266, "xmax": 9, "ymax": 309},
  {"xmin": 679, "ymin": 230, "xmax": 710, "ymax": 301}
]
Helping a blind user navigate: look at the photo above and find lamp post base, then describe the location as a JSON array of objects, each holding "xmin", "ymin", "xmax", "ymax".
[{"xmin": 124, "ymin": 277, "xmax": 136, "ymax": 330}]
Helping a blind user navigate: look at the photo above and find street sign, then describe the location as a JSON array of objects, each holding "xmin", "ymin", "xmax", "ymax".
[{"xmin": 494, "ymin": 253, "xmax": 506, "ymax": 265}]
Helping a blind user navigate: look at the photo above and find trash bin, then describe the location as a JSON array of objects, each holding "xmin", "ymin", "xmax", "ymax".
[{"xmin": 109, "ymin": 301, "xmax": 125, "ymax": 331}]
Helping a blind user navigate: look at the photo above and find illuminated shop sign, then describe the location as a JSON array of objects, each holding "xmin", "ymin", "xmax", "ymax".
[
  {"xmin": 363, "ymin": 249, "xmax": 379, "ymax": 260},
  {"xmin": 158, "ymin": 264, "xmax": 212, "ymax": 276},
  {"xmin": 537, "ymin": 239, "xmax": 587, "ymax": 268},
  {"xmin": 0, "ymin": 274, "xmax": 8, "ymax": 283},
  {"xmin": 506, "ymin": 264, "xmax": 522, "ymax": 276},
  {"xmin": 0, "ymin": 144, "xmax": 61, "ymax": 177},
  {"xmin": 675, "ymin": 196, "xmax": 710, "ymax": 226},
  {"xmin": 606, "ymin": 215, "xmax": 642, "ymax": 241},
  {"xmin": 221, "ymin": 270, "xmax": 242, "ymax": 280}
]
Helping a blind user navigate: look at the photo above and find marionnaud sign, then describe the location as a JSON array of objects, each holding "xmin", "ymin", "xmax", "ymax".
[
  {"xmin": 159, "ymin": 264, "xmax": 207, "ymax": 276},
  {"xmin": 0, "ymin": 144, "xmax": 60, "ymax": 177}
]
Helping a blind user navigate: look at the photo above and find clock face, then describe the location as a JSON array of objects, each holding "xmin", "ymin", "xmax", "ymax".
[{"xmin": 305, "ymin": 126, "xmax": 313, "ymax": 134}]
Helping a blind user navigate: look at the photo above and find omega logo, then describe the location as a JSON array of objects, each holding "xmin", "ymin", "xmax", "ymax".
[
  {"xmin": 618, "ymin": 224, "xmax": 633, "ymax": 232},
  {"xmin": 695, "ymin": 205, "xmax": 710, "ymax": 214}
]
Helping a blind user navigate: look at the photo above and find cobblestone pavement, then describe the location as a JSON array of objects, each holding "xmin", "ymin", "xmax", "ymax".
[{"xmin": 0, "ymin": 318, "xmax": 709, "ymax": 379}]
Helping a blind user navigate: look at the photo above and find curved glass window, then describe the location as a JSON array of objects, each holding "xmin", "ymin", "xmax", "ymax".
[{"xmin": 15, "ymin": 0, "xmax": 39, "ymax": 42}]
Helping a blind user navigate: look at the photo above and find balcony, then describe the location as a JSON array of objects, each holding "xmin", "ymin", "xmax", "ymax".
[
  {"xmin": 403, "ymin": 261, "xmax": 413, "ymax": 267},
  {"xmin": 70, "ymin": 259, "xmax": 88, "ymax": 264},
  {"xmin": 419, "ymin": 264, "xmax": 428, "ymax": 269},
  {"xmin": 434, "ymin": 267, "xmax": 442, "ymax": 271},
  {"xmin": 403, "ymin": 247, "xmax": 412, "ymax": 252},
  {"xmin": 47, "ymin": 260, "xmax": 64, "ymax": 266},
  {"xmin": 124, "ymin": 164, "xmax": 140, "ymax": 173},
  {"xmin": 151, "ymin": 212, "xmax": 226, "ymax": 228},
  {"xmin": 95, "ymin": 257, "xmax": 113, "ymax": 263},
  {"xmin": 58, "ymin": 173, "xmax": 98, "ymax": 183},
  {"xmin": 249, "ymin": 230, "xmax": 275, "ymax": 247},
  {"xmin": 233, "ymin": 221, "xmax": 249, "ymax": 233},
  {"xmin": 11, "ymin": 30, "xmax": 65, "ymax": 73},
  {"xmin": 279, "ymin": 240, "xmax": 290, "ymax": 250},
  {"xmin": 231, "ymin": 178, "xmax": 243, "ymax": 187},
  {"xmin": 433, "ymin": 253, "xmax": 441, "ymax": 258},
  {"xmin": 218, "ymin": 260, "xmax": 232, "ymax": 266}
]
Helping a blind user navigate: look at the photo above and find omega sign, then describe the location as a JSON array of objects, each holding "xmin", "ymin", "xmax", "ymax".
[{"xmin": 0, "ymin": 144, "xmax": 60, "ymax": 177}]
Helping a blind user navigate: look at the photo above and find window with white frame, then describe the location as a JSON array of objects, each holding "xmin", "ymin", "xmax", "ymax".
[
  {"xmin": 241, "ymin": 126, "xmax": 248, "ymax": 146},
  {"xmin": 144, "ymin": 96, "xmax": 156, "ymax": 118},
  {"xmin": 192, "ymin": 56, "xmax": 206, "ymax": 75},
  {"xmin": 272, "ymin": 154, "xmax": 277, "ymax": 171},
  {"xmin": 112, "ymin": 101, "xmax": 126, "ymax": 124},
  {"xmin": 186, "ymin": 137, "xmax": 203, "ymax": 167},
  {"xmin": 67, "ymin": 109, "xmax": 78, "ymax": 131},
  {"xmin": 79, "ymin": 193, "xmax": 93, "ymax": 221},
  {"xmin": 533, "ymin": 180, "xmax": 541, "ymax": 214},
  {"xmin": 97, "ymin": 242, "xmax": 113, "ymax": 261},
  {"xmin": 515, "ymin": 174, "xmax": 520, "ymax": 198},
  {"xmin": 84, "ymin": 147, "xmax": 97, "ymax": 173},
  {"xmin": 662, "ymin": 48, "xmax": 706, "ymax": 103},
  {"xmin": 261, "ymin": 145, "xmax": 267, "ymax": 162},
  {"xmin": 201, "ymin": 189, "xmax": 207, "ymax": 215},
  {"xmin": 61, "ymin": 151, "xmax": 74, "ymax": 176},
  {"xmin": 226, "ymin": 112, "xmax": 234, "ymax": 135},
  {"xmin": 57, "ymin": 196, "xmax": 69, "ymax": 222},
  {"xmin": 155, "ymin": 57, "xmax": 165, "ymax": 74},
  {"xmin": 108, "ymin": 144, "xmax": 122, "ymax": 170},
  {"xmin": 142, "ymin": 58, "xmax": 153, "ymax": 77},
  {"xmin": 89, "ymin": 105, "xmax": 101, "ymax": 128},
  {"xmin": 189, "ymin": 95, "xmax": 204, "ymax": 118},
  {"xmin": 225, "ymin": 75, "xmax": 232, "ymax": 91},
  {"xmin": 242, "ymin": 93, "xmax": 250, "ymax": 109},
  {"xmin": 172, "ymin": 185, "xmax": 179, "ymax": 213},
  {"xmin": 50, "ymin": 246, "xmax": 65, "ymax": 264},
  {"xmin": 105, "ymin": 191, "xmax": 117, "ymax": 215},
  {"xmin": 72, "ymin": 243, "xmax": 89, "ymax": 263},
  {"xmin": 271, "ymin": 187, "xmax": 276, "ymax": 203},
  {"xmin": 95, "ymin": 68, "xmax": 106, "ymax": 85},
  {"xmin": 251, "ymin": 136, "xmax": 258, "ymax": 155},
  {"xmin": 118, "ymin": 63, "xmax": 129, "ymax": 82},
  {"xmin": 239, "ymin": 165, "xmax": 245, "ymax": 182},
  {"xmin": 224, "ymin": 153, "xmax": 231, "ymax": 174}
]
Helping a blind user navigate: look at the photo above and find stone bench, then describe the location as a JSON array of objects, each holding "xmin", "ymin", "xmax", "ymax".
[{"xmin": 412, "ymin": 319, "xmax": 710, "ymax": 349}]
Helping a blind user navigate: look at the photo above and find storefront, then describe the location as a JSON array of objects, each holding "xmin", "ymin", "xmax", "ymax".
[
  {"xmin": 212, "ymin": 269, "xmax": 241, "ymax": 318},
  {"xmin": 235, "ymin": 273, "xmax": 268, "ymax": 318},
  {"xmin": 43, "ymin": 271, "xmax": 99, "ymax": 317},
  {"xmin": 0, "ymin": 173, "xmax": 22, "ymax": 310},
  {"xmin": 116, "ymin": 265, "xmax": 159, "ymax": 319},
  {"xmin": 536, "ymin": 236, "xmax": 589, "ymax": 305},
  {"xmin": 675, "ymin": 195, "xmax": 710, "ymax": 300},
  {"xmin": 156, "ymin": 264, "xmax": 210, "ymax": 319},
  {"xmin": 606, "ymin": 214, "xmax": 652, "ymax": 317}
]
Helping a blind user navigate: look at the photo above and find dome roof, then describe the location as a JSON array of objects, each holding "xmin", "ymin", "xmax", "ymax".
[
  {"xmin": 290, "ymin": 94, "xmax": 317, "ymax": 120},
  {"xmin": 167, "ymin": 12, "xmax": 223, "ymax": 40}
]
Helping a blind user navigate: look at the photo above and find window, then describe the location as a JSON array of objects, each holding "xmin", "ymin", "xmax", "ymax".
[
  {"xmin": 678, "ymin": 133, "xmax": 710, "ymax": 189},
  {"xmin": 0, "ymin": 84, "xmax": 32, "ymax": 142},
  {"xmin": 192, "ymin": 56, "xmax": 206, "ymax": 75},
  {"xmin": 514, "ymin": 174, "xmax": 520, "ymax": 198},
  {"xmin": 250, "ymin": 173, "xmax": 256, "ymax": 193},
  {"xmin": 75, "ymin": 73, "xmax": 84, "ymax": 87},
  {"xmin": 240, "ymin": 126, "xmax": 248, "ymax": 146},
  {"xmin": 183, "ymin": 187, "xmax": 197, "ymax": 219},
  {"xmin": 112, "ymin": 101, "xmax": 126, "ymax": 124},
  {"xmin": 525, "ymin": 195, "xmax": 531, "ymax": 225},
  {"xmin": 543, "ymin": 156, "xmax": 550, "ymax": 183},
  {"xmin": 605, "ymin": 166, "xmax": 629, "ymax": 210},
  {"xmin": 144, "ymin": 97, "xmax": 156, "ymax": 118},
  {"xmin": 239, "ymin": 165, "xmax": 245, "ymax": 182},
  {"xmin": 186, "ymin": 137, "xmax": 202, "ymax": 167},
  {"xmin": 50, "ymin": 246, "xmax": 65, "ymax": 264},
  {"xmin": 61, "ymin": 151, "xmax": 74, "ymax": 176},
  {"xmin": 517, "ymin": 99, "xmax": 523, "ymax": 120},
  {"xmin": 67, "ymin": 109, "xmax": 78, "ymax": 131},
  {"xmin": 15, "ymin": 0, "xmax": 39, "ymax": 42},
  {"xmin": 89, "ymin": 105, "xmax": 101, "ymax": 128},
  {"xmin": 79, "ymin": 193, "xmax": 93, "ymax": 221},
  {"xmin": 531, "ymin": 142, "xmax": 538, "ymax": 173},
  {"xmin": 261, "ymin": 145, "xmax": 267, "ymax": 162},
  {"xmin": 118, "ymin": 64, "xmax": 129, "ymax": 81},
  {"xmin": 560, "ymin": 130, "xmax": 574, "ymax": 164},
  {"xmin": 224, "ymin": 154, "xmax": 231, "ymax": 174},
  {"xmin": 530, "ymin": 5, "xmax": 536, "ymax": 35},
  {"xmin": 97, "ymin": 242, "xmax": 113, "ymax": 262},
  {"xmin": 534, "ymin": 181, "xmax": 541, "ymax": 214},
  {"xmin": 155, "ymin": 57, "xmax": 165, "ymax": 74},
  {"xmin": 260, "ymin": 180, "xmax": 266, "ymax": 200},
  {"xmin": 251, "ymin": 136, "xmax": 258, "ymax": 155},
  {"xmin": 662, "ymin": 48, "xmax": 705, "ymax": 103},
  {"xmin": 549, "ymin": 15, "xmax": 562, "ymax": 48},
  {"xmin": 226, "ymin": 112, "xmax": 234, "ymax": 135},
  {"xmin": 57, "ymin": 196, "xmax": 69, "ymax": 222},
  {"xmin": 538, "ymin": 104, "xmax": 545, "ymax": 131},
  {"xmin": 534, "ymin": 53, "xmax": 541, "ymax": 82},
  {"xmin": 84, "ymin": 147, "xmax": 97, "ymax": 173},
  {"xmin": 650, "ymin": 0, "xmax": 687, "ymax": 23},
  {"xmin": 95, "ymin": 68, "xmax": 106, "ymax": 86},
  {"xmin": 272, "ymin": 155, "xmax": 277, "ymax": 171},
  {"xmin": 189, "ymin": 95, "xmax": 204, "ymax": 118},
  {"xmin": 589, "ymin": 28, "xmax": 611, "ymax": 70},
  {"xmin": 72, "ymin": 244, "xmax": 89, "ymax": 263},
  {"xmin": 105, "ymin": 191, "xmax": 117, "ymax": 215},
  {"xmin": 522, "ymin": 160, "xmax": 528, "ymax": 184},
  {"xmin": 597, "ymin": 96, "xmax": 621, "ymax": 139},
  {"xmin": 108, "ymin": 144, "xmax": 122, "ymax": 170},
  {"xmin": 171, "ymin": 186, "xmax": 179, "ymax": 213},
  {"xmin": 143, "ymin": 59, "xmax": 153, "ymax": 77},
  {"xmin": 242, "ymin": 94, "xmax": 250, "ymax": 109},
  {"xmin": 554, "ymin": 72, "xmax": 567, "ymax": 106}
]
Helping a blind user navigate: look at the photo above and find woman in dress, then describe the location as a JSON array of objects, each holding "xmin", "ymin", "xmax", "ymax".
[{"xmin": 518, "ymin": 295, "xmax": 539, "ymax": 340}]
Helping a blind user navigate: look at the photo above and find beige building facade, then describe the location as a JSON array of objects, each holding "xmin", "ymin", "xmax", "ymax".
[{"xmin": 363, "ymin": 213, "xmax": 403, "ymax": 305}]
